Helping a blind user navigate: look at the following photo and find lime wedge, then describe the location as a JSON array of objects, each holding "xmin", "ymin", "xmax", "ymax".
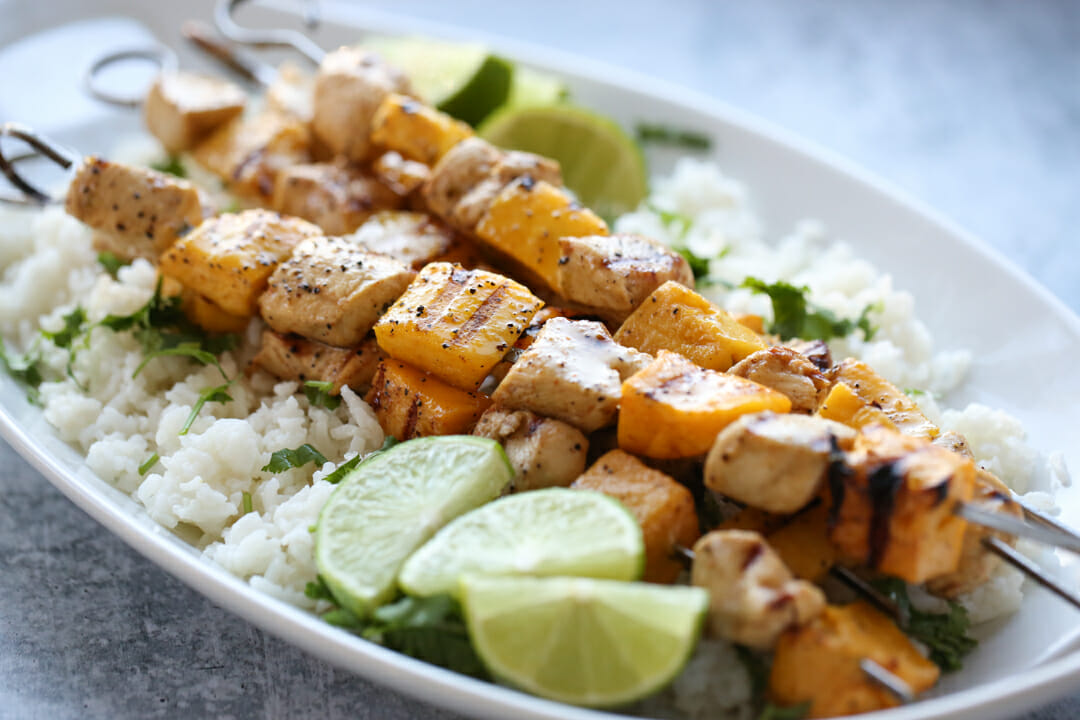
[
  {"xmin": 315, "ymin": 436, "xmax": 513, "ymax": 617},
  {"xmin": 461, "ymin": 575, "xmax": 707, "ymax": 707},
  {"xmin": 398, "ymin": 488, "xmax": 644, "ymax": 597},
  {"xmin": 367, "ymin": 36, "xmax": 513, "ymax": 126},
  {"xmin": 507, "ymin": 66, "xmax": 568, "ymax": 107},
  {"xmin": 478, "ymin": 104, "xmax": 648, "ymax": 220}
]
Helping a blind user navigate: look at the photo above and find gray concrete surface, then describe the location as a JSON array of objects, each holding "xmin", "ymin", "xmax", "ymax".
[{"xmin": 2, "ymin": 1, "xmax": 1079, "ymax": 718}]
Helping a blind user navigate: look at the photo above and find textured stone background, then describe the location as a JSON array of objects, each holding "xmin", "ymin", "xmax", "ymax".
[{"xmin": 1, "ymin": 1, "xmax": 1079, "ymax": 718}]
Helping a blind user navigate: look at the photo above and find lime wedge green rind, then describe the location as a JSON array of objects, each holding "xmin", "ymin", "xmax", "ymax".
[
  {"xmin": 461, "ymin": 575, "xmax": 707, "ymax": 707},
  {"xmin": 314, "ymin": 436, "xmax": 513, "ymax": 618},
  {"xmin": 398, "ymin": 488, "xmax": 645, "ymax": 598},
  {"xmin": 436, "ymin": 55, "xmax": 514, "ymax": 127},
  {"xmin": 478, "ymin": 103, "xmax": 648, "ymax": 220}
]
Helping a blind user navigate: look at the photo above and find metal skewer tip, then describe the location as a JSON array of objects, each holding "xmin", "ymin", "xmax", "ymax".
[
  {"xmin": 860, "ymin": 658, "xmax": 915, "ymax": 704},
  {"xmin": 214, "ymin": 0, "xmax": 326, "ymax": 65}
]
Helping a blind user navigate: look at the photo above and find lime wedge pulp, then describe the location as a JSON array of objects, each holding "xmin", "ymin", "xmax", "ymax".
[
  {"xmin": 398, "ymin": 488, "xmax": 645, "ymax": 598},
  {"xmin": 367, "ymin": 36, "xmax": 513, "ymax": 127},
  {"xmin": 461, "ymin": 575, "xmax": 707, "ymax": 707},
  {"xmin": 478, "ymin": 104, "xmax": 649, "ymax": 220},
  {"xmin": 314, "ymin": 436, "xmax": 513, "ymax": 617},
  {"xmin": 506, "ymin": 66, "xmax": 569, "ymax": 108}
]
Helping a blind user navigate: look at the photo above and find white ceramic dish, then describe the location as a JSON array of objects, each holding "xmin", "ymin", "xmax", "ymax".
[{"xmin": 2, "ymin": 2, "xmax": 1080, "ymax": 719}]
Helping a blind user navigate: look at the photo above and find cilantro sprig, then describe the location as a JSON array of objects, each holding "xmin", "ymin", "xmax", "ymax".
[
  {"xmin": 304, "ymin": 577, "xmax": 486, "ymax": 678},
  {"xmin": 873, "ymin": 577, "xmax": 977, "ymax": 672},
  {"xmin": 261, "ymin": 443, "xmax": 329, "ymax": 474},
  {"xmin": 303, "ymin": 380, "xmax": 341, "ymax": 410},
  {"xmin": 97, "ymin": 252, "xmax": 129, "ymax": 278},
  {"xmin": 741, "ymin": 277, "xmax": 880, "ymax": 342}
]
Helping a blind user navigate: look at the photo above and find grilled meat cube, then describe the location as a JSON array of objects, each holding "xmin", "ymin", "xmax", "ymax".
[
  {"xmin": 259, "ymin": 237, "xmax": 415, "ymax": 348},
  {"xmin": 829, "ymin": 425, "xmax": 976, "ymax": 583},
  {"xmin": 620, "ymin": 351, "xmax": 793, "ymax": 459},
  {"xmin": 691, "ymin": 529, "xmax": 825, "ymax": 649},
  {"xmin": 821, "ymin": 358, "xmax": 938, "ymax": 438},
  {"xmin": 422, "ymin": 137, "xmax": 561, "ymax": 232},
  {"xmin": 312, "ymin": 47, "xmax": 413, "ymax": 163},
  {"xmin": 785, "ymin": 338, "xmax": 833, "ymax": 373},
  {"xmin": 492, "ymin": 317, "xmax": 648, "ymax": 432},
  {"xmin": 370, "ymin": 93, "xmax": 473, "ymax": 164},
  {"xmin": 475, "ymin": 177, "xmax": 608, "ymax": 292},
  {"xmin": 728, "ymin": 346, "xmax": 831, "ymax": 414},
  {"xmin": 705, "ymin": 412, "xmax": 856, "ymax": 513},
  {"xmin": 554, "ymin": 233, "xmax": 695, "ymax": 323},
  {"xmin": 374, "ymin": 262, "xmax": 544, "ymax": 391},
  {"xmin": 572, "ymin": 449, "xmax": 699, "ymax": 584},
  {"xmin": 252, "ymin": 330, "xmax": 382, "ymax": 394},
  {"xmin": 265, "ymin": 62, "xmax": 314, "ymax": 121},
  {"xmin": 373, "ymin": 151, "xmax": 431, "ymax": 197},
  {"xmin": 271, "ymin": 162, "xmax": 404, "ymax": 235},
  {"xmin": 932, "ymin": 430, "xmax": 974, "ymax": 458},
  {"xmin": 193, "ymin": 111, "xmax": 310, "ymax": 202},
  {"xmin": 158, "ymin": 209, "xmax": 321, "ymax": 317},
  {"xmin": 64, "ymin": 156, "xmax": 205, "ymax": 261},
  {"xmin": 770, "ymin": 602, "xmax": 940, "ymax": 718},
  {"xmin": 143, "ymin": 71, "xmax": 246, "ymax": 154},
  {"xmin": 367, "ymin": 359, "xmax": 490, "ymax": 439},
  {"xmin": 614, "ymin": 280, "xmax": 766, "ymax": 371},
  {"xmin": 347, "ymin": 211, "xmax": 457, "ymax": 270},
  {"xmin": 927, "ymin": 468, "xmax": 1024, "ymax": 598},
  {"xmin": 472, "ymin": 406, "xmax": 589, "ymax": 493}
]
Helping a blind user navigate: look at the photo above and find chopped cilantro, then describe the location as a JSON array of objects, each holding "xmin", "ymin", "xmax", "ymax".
[
  {"xmin": 304, "ymin": 576, "xmax": 337, "ymax": 602},
  {"xmin": 741, "ymin": 277, "xmax": 880, "ymax": 342},
  {"xmin": 180, "ymin": 381, "xmax": 234, "ymax": 436},
  {"xmin": 41, "ymin": 307, "xmax": 87, "ymax": 350},
  {"xmin": 647, "ymin": 202, "xmax": 693, "ymax": 240},
  {"xmin": 324, "ymin": 436, "xmax": 400, "ymax": 485},
  {"xmin": 677, "ymin": 247, "xmax": 711, "ymax": 280},
  {"xmin": 150, "ymin": 155, "xmax": 186, "ymax": 178},
  {"xmin": 758, "ymin": 702, "xmax": 810, "ymax": 720},
  {"xmin": 361, "ymin": 594, "xmax": 487, "ymax": 678},
  {"xmin": 0, "ymin": 338, "xmax": 44, "ymax": 404},
  {"xmin": 636, "ymin": 123, "xmax": 712, "ymax": 150},
  {"xmin": 261, "ymin": 443, "xmax": 329, "ymax": 473},
  {"xmin": 873, "ymin": 577, "xmax": 977, "ymax": 672},
  {"xmin": 242, "ymin": 491, "xmax": 254, "ymax": 515},
  {"xmin": 96, "ymin": 251, "xmax": 129, "ymax": 278},
  {"xmin": 138, "ymin": 453, "xmax": 160, "ymax": 476},
  {"xmin": 303, "ymin": 380, "xmax": 341, "ymax": 410},
  {"xmin": 132, "ymin": 343, "xmax": 228, "ymax": 381}
]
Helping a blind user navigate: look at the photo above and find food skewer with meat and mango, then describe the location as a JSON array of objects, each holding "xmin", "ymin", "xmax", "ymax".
[{"xmin": 0, "ymin": 33, "xmax": 1073, "ymax": 719}]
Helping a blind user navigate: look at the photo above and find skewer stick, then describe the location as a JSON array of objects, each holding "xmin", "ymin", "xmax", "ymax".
[
  {"xmin": 983, "ymin": 536, "xmax": 1080, "ymax": 611},
  {"xmin": 214, "ymin": 0, "xmax": 326, "ymax": 65},
  {"xmin": 182, "ymin": 21, "xmax": 278, "ymax": 87}
]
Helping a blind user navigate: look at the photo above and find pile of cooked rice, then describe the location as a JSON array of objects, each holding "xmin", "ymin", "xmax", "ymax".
[{"xmin": 0, "ymin": 151, "xmax": 1067, "ymax": 719}]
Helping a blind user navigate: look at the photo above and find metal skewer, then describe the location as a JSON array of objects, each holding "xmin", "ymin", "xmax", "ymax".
[
  {"xmin": 0, "ymin": 124, "xmax": 79, "ymax": 206},
  {"xmin": 214, "ymin": 0, "xmax": 326, "ymax": 65},
  {"xmin": 84, "ymin": 46, "xmax": 179, "ymax": 108},
  {"xmin": 182, "ymin": 20, "xmax": 278, "ymax": 87}
]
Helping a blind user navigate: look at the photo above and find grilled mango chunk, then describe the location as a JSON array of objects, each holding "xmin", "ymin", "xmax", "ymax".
[
  {"xmin": 766, "ymin": 502, "xmax": 840, "ymax": 583},
  {"xmin": 829, "ymin": 426, "xmax": 976, "ymax": 583},
  {"xmin": 143, "ymin": 71, "xmax": 246, "ymax": 153},
  {"xmin": 614, "ymin": 281, "xmax": 766, "ymax": 371},
  {"xmin": 179, "ymin": 290, "xmax": 249, "ymax": 334},
  {"xmin": 619, "ymin": 351, "xmax": 792, "ymax": 459},
  {"xmin": 65, "ymin": 156, "xmax": 205, "ymax": 261},
  {"xmin": 572, "ymin": 449, "xmax": 699, "ymax": 584},
  {"xmin": 259, "ymin": 237, "xmax": 416, "ymax": 348},
  {"xmin": 158, "ymin": 209, "xmax": 322, "ymax": 318},
  {"xmin": 770, "ymin": 602, "xmax": 940, "ymax": 718},
  {"xmin": 373, "ymin": 262, "xmax": 543, "ymax": 391},
  {"xmin": 193, "ymin": 111, "xmax": 310, "ymax": 202},
  {"xmin": 367, "ymin": 359, "xmax": 491, "ymax": 439},
  {"xmin": 253, "ymin": 330, "xmax": 382, "ymax": 394},
  {"xmin": 371, "ymin": 93, "xmax": 473, "ymax": 165},
  {"xmin": 821, "ymin": 359, "xmax": 938, "ymax": 439},
  {"xmin": 474, "ymin": 177, "xmax": 608, "ymax": 291}
]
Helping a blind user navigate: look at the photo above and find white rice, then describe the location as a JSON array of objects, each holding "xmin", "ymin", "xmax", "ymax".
[{"xmin": 0, "ymin": 153, "xmax": 1068, "ymax": 718}]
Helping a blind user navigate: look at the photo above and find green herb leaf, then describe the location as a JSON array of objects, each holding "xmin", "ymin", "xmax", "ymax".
[
  {"xmin": 138, "ymin": 452, "xmax": 160, "ymax": 476},
  {"xmin": 304, "ymin": 576, "xmax": 337, "ymax": 602},
  {"xmin": 873, "ymin": 577, "xmax": 977, "ymax": 672},
  {"xmin": 261, "ymin": 443, "xmax": 329, "ymax": 474},
  {"xmin": 132, "ymin": 343, "xmax": 228, "ymax": 380},
  {"xmin": 636, "ymin": 123, "xmax": 712, "ymax": 151},
  {"xmin": 180, "ymin": 381, "xmax": 234, "ymax": 436},
  {"xmin": 677, "ymin": 247, "xmax": 710, "ymax": 280},
  {"xmin": 242, "ymin": 491, "xmax": 254, "ymax": 515},
  {"xmin": 757, "ymin": 702, "xmax": 810, "ymax": 720},
  {"xmin": 740, "ymin": 277, "xmax": 880, "ymax": 342},
  {"xmin": 735, "ymin": 645, "xmax": 771, "ymax": 699},
  {"xmin": 150, "ymin": 155, "xmax": 186, "ymax": 178},
  {"xmin": 41, "ymin": 307, "xmax": 87, "ymax": 349},
  {"xmin": 303, "ymin": 380, "xmax": 341, "ymax": 410},
  {"xmin": 97, "ymin": 251, "xmax": 129, "ymax": 278},
  {"xmin": 0, "ymin": 337, "xmax": 44, "ymax": 404},
  {"xmin": 361, "ymin": 595, "xmax": 487, "ymax": 678},
  {"xmin": 324, "ymin": 436, "xmax": 400, "ymax": 484},
  {"xmin": 647, "ymin": 201, "xmax": 693, "ymax": 240}
]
